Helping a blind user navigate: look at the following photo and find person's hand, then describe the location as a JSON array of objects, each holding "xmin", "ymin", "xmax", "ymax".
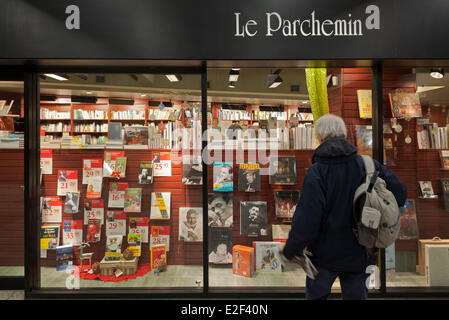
[{"xmin": 277, "ymin": 243, "xmax": 298, "ymax": 272}]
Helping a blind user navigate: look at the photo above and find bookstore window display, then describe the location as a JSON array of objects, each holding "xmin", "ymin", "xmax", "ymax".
[
  {"xmin": 382, "ymin": 67, "xmax": 449, "ymax": 288},
  {"xmin": 0, "ymin": 80, "xmax": 25, "ymax": 278},
  {"xmin": 38, "ymin": 73, "xmax": 204, "ymax": 290},
  {"xmin": 206, "ymin": 68, "xmax": 378, "ymax": 290}
]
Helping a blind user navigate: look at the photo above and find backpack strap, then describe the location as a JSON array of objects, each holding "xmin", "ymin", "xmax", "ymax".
[{"xmin": 361, "ymin": 155, "xmax": 375, "ymax": 181}]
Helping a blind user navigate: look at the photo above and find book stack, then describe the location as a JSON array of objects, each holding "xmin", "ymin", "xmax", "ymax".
[
  {"xmin": 73, "ymin": 109, "xmax": 108, "ymax": 120},
  {"xmin": 218, "ymin": 109, "xmax": 252, "ymax": 121},
  {"xmin": 111, "ymin": 109, "xmax": 145, "ymax": 120},
  {"xmin": 40, "ymin": 108, "xmax": 71, "ymax": 120},
  {"xmin": 74, "ymin": 122, "xmax": 108, "ymax": 133},
  {"xmin": 417, "ymin": 123, "xmax": 449, "ymax": 149},
  {"xmin": 41, "ymin": 122, "xmax": 71, "ymax": 133},
  {"xmin": 80, "ymin": 134, "xmax": 106, "ymax": 149},
  {"xmin": 40, "ymin": 137, "xmax": 61, "ymax": 149},
  {"xmin": 0, "ymin": 132, "xmax": 21, "ymax": 148},
  {"xmin": 290, "ymin": 125, "xmax": 318, "ymax": 149}
]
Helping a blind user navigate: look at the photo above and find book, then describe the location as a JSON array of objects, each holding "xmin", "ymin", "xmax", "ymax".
[
  {"xmin": 127, "ymin": 233, "xmax": 141, "ymax": 257},
  {"xmin": 355, "ymin": 125, "xmax": 373, "ymax": 157},
  {"xmin": 238, "ymin": 163, "xmax": 260, "ymax": 192},
  {"xmin": 62, "ymin": 219, "xmax": 83, "ymax": 246},
  {"xmin": 86, "ymin": 218, "xmax": 102, "ymax": 243},
  {"xmin": 123, "ymin": 126, "xmax": 149, "ymax": 147},
  {"xmin": 105, "ymin": 235, "xmax": 122, "ymax": 261},
  {"xmin": 150, "ymin": 245, "xmax": 167, "ymax": 270},
  {"xmin": 232, "ymin": 245, "xmax": 254, "ymax": 278},
  {"xmin": 389, "ymin": 92, "xmax": 423, "ymax": 119},
  {"xmin": 114, "ymin": 156, "xmax": 127, "ymax": 178},
  {"xmin": 108, "ymin": 182, "xmax": 128, "ymax": 208},
  {"xmin": 150, "ymin": 192, "xmax": 171, "ymax": 219},
  {"xmin": 103, "ymin": 151, "xmax": 125, "ymax": 177},
  {"xmin": 419, "ymin": 181, "xmax": 436, "ymax": 198},
  {"xmin": 274, "ymin": 190, "xmax": 300, "ymax": 221},
  {"xmin": 107, "ymin": 122, "xmax": 122, "ymax": 140},
  {"xmin": 56, "ymin": 245, "xmax": 74, "ymax": 271},
  {"xmin": 86, "ymin": 176, "xmax": 102, "ymax": 198},
  {"xmin": 42, "ymin": 196, "xmax": 62, "ymax": 223},
  {"xmin": 253, "ymin": 241, "xmax": 282, "ymax": 272},
  {"xmin": 82, "ymin": 159, "xmax": 103, "ymax": 184},
  {"xmin": 213, "ymin": 162, "xmax": 233, "ymax": 191},
  {"xmin": 152, "ymin": 151, "xmax": 171, "ymax": 176},
  {"xmin": 440, "ymin": 179, "xmax": 449, "ymax": 212},
  {"xmin": 268, "ymin": 156, "xmax": 297, "ymax": 185},
  {"xmin": 63, "ymin": 191, "xmax": 80, "ymax": 214},
  {"xmin": 440, "ymin": 150, "xmax": 449, "ymax": 169},
  {"xmin": 57, "ymin": 169, "xmax": 78, "ymax": 196},
  {"xmin": 182, "ymin": 155, "xmax": 203, "ymax": 185},
  {"xmin": 357, "ymin": 89, "xmax": 372, "ymax": 119},
  {"xmin": 40, "ymin": 225, "xmax": 60, "ymax": 249},
  {"xmin": 128, "ymin": 217, "xmax": 149, "ymax": 243},
  {"xmin": 179, "ymin": 207, "xmax": 203, "ymax": 242},
  {"xmin": 208, "ymin": 227, "xmax": 233, "ymax": 264},
  {"xmin": 83, "ymin": 199, "xmax": 104, "ymax": 225},
  {"xmin": 138, "ymin": 162, "xmax": 154, "ymax": 184},
  {"xmin": 124, "ymin": 188, "xmax": 142, "ymax": 213},
  {"xmin": 105, "ymin": 210, "xmax": 126, "ymax": 237},
  {"xmin": 207, "ymin": 193, "xmax": 233, "ymax": 227},
  {"xmin": 150, "ymin": 226, "xmax": 170, "ymax": 251},
  {"xmin": 240, "ymin": 201, "xmax": 267, "ymax": 236},
  {"xmin": 272, "ymin": 224, "xmax": 291, "ymax": 243},
  {"xmin": 398, "ymin": 199, "xmax": 419, "ymax": 240}
]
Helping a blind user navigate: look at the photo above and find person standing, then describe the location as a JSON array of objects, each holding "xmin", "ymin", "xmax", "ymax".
[{"xmin": 282, "ymin": 114, "xmax": 407, "ymax": 300}]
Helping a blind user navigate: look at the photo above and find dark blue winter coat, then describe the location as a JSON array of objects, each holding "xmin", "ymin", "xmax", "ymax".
[{"xmin": 283, "ymin": 136, "xmax": 407, "ymax": 273}]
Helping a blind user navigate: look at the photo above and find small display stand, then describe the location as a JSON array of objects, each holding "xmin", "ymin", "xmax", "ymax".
[{"xmin": 100, "ymin": 257, "xmax": 139, "ymax": 276}]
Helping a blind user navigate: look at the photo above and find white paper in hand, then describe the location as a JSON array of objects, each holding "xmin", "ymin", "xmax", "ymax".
[{"xmin": 292, "ymin": 249, "xmax": 319, "ymax": 279}]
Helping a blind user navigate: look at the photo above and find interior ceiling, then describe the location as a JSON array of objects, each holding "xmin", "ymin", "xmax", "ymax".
[{"xmin": 416, "ymin": 69, "xmax": 449, "ymax": 107}]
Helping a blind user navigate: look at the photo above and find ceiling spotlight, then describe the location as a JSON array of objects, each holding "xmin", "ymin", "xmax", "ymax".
[
  {"xmin": 85, "ymin": 91, "xmax": 93, "ymax": 94},
  {"xmin": 44, "ymin": 74, "xmax": 69, "ymax": 81},
  {"xmin": 267, "ymin": 69, "xmax": 283, "ymax": 88},
  {"xmin": 228, "ymin": 82, "xmax": 236, "ymax": 88},
  {"xmin": 430, "ymin": 68, "xmax": 444, "ymax": 79},
  {"xmin": 166, "ymin": 74, "xmax": 182, "ymax": 82},
  {"xmin": 141, "ymin": 94, "xmax": 147, "ymax": 97},
  {"xmin": 229, "ymin": 69, "xmax": 240, "ymax": 82}
]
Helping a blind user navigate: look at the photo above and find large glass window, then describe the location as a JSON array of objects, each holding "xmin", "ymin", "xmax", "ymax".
[
  {"xmin": 206, "ymin": 67, "xmax": 375, "ymax": 292},
  {"xmin": 0, "ymin": 78, "xmax": 24, "ymax": 279},
  {"xmin": 384, "ymin": 67, "xmax": 449, "ymax": 288},
  {"xmin": 38, "ymin": 72, "xmax": 203, "ymax": 290}
]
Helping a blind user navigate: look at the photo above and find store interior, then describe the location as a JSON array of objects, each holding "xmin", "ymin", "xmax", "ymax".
[{"xmin": 1, "ymin": 66, "xmax": 448, "ymax": 291}]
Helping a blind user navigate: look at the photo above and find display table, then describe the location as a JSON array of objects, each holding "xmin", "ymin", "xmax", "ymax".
[
  {"xmin": 418, "ymin": 238, "xmax": 449, "ymax": 275},
  {"xmin": 100, "ymin": 257, "xmax": 139, "ymax": 276}
]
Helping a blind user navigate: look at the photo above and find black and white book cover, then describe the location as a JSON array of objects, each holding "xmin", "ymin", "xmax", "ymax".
[
  {"xmin": 238, "ymin": 163, "xmax": 261, "ymax": 192},
  {"xmin": 269, "ymin": 156, "xmax": 297, "ymax": 185},
  {"xmin": 240, "ymin": 201, "xmax": 267, "ymax": 236},
  {"xmin": 208, "ymin": 227, "xmax": 233, "ymax": 264},
  {"xmin": 64, "ymin": 191, "xmax": 80, "ymax": 214},
  {"xmin": 274, "ymin": 190, "xmax": 300, "ymax": 221},
  {"xmin": 418, "ymin": 181, "xmax": 435, "ymax": 198},
  {"xmin": 138, "ymin": 162, "xmax": 154, "ymax": 184},
  {"xmin": 182, "ymin": 155, "xmax": 203, "ymax": 185},
  {"xmin": 208, "ymin": 193, "xmax": 233, "ymax": 227}
]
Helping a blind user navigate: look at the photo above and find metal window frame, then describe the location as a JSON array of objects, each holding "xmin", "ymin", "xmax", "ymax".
[{"xmin": 13, "ymin": 61, "xmax": 449, "ymax": 299}]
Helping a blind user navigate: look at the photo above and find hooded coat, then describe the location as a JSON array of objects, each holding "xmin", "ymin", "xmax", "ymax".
[{"xmin": 283, "ymin": 136, "xmax": 407, "ymax": 273}]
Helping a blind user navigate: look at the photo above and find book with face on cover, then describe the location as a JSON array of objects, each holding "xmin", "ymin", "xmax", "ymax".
[
  {"xmin": 179, "ymin": 207, "xmax": 203, "ymax": 242},
  {"xmin": 208, "ymin": 227, "xmax": 233, "ymax": 264},
  {"xmin": 83, "ymin": 199, "xmax": 104, "ymax": 225},
  {"xmin": 213, "ymin": 162, "xmax": 233, "ymax": 191},
  {"xmin": 238, "ymin": 163, "xmax": 260, "ymax": 192},
  {"xmin": 42, "ymin": 196, "xmax": 63, "ymax": 223},
  {"xmin": 64, "ymin": 191, "xmax": 80, "ymax": 214},
  {"xmin": 268, "ymin": 157, "xmax": 297, "ymax": 185},
  {"xmin": 138, "ymin": 162, "xmax": 154, "ymax": 184},
  {"xmin": 182, "ymin": 155, "xmax": 203, "ymax": 185},
  {"xmin": 208, "ymin": 193, "xmax": 233, "ymax": 227},
  {"xmin": 240, "ymin": 201, "xmax": 267, "ymax": 236},
  {"xmin": 419, "ymin": 181, "xmax": 435, "ymax": 198}
]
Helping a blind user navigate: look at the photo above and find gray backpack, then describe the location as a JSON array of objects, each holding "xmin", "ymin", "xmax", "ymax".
[{"xmin": 353, "ymin": 155, "xmax": 401, "ymax": 249}]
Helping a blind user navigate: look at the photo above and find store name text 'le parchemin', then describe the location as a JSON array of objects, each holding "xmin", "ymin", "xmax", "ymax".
[{"xmin": 234, "ymin": 5, "xmax": 380, "ymax": 37}]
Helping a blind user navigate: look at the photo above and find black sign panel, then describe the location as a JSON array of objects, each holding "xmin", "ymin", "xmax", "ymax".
[{"xmin": 0, "ymin": 0, "xmax": 448, "ymax": 60}]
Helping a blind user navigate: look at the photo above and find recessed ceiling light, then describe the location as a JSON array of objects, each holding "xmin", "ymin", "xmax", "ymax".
[
  {"xmin": 85, "ymin": 91, "xmax": 93, "ymax": 94},
  {"xmin": 430, "ymin": 68, "xmax": 444, "ymax": 79},
  {"xmin": 44, "ymin": 74, "xmax": 69, "ymax": 81},
  {"xmin": 166, "ymin": 74, "xmax": 182, "ymax": 82},
  {"xmin": 229, "ymin": 69, "xmax": 240, "ymax": 82}
]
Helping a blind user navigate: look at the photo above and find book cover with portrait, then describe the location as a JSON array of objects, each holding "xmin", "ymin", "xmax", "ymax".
[
  {"xmin": 179, "ymin": 207, "xmax": 203, "ymax": 242},
  {"xmin": 240, "ymin": 201, "xmax": 267, "ymax": 236},
  {"xmin": 238, "ymin": 163, "xmax": 260, "ymax": 192},
  {"xmin": 208, "ymin": 193, "xmax": 233, "ymax": 228},
  {"xmin": 208, "ymin": 227, "xmax": 233, "ymax": 264},
  {"xmin": 213, "ymin": 162, "xmax": 233, "ymax": 191},
  {"xmin": 182, "ymin": 155, "xmax": 203, "ymax": 185}
]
